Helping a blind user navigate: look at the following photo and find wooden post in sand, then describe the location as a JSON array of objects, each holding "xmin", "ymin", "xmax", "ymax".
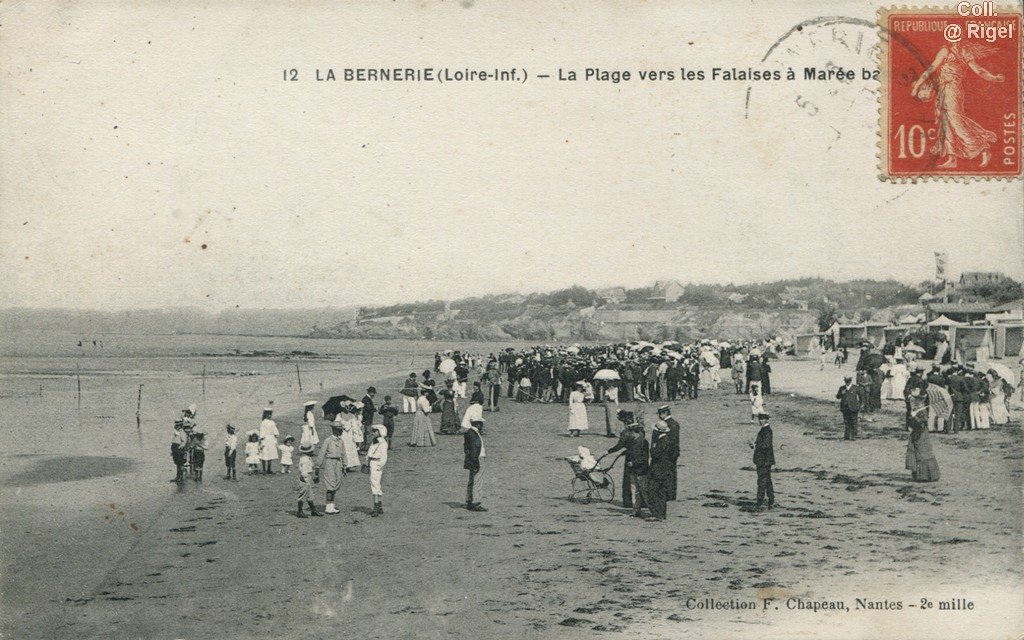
[
  {"xmin": 295, "ymin": 363, "xmax": 303, "ymax": 393},
  {"xmin": 136, "ymin": 384, "xmax": 144, "ymax": 438}
]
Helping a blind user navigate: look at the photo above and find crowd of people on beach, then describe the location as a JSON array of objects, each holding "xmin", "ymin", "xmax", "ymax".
[
  {"xmin": 829, "ymin": 341, "xmax": 1020, "ymax": 484},
  {"xmin": 169, "ymin": 337, "xmax": 1020, "ymax": 521},
  {"xmin": 168, "ymin": 338, "xmax": 791, "ymax": 520}
]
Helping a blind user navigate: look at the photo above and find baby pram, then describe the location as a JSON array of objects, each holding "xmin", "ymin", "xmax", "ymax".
[{"xmin": 565, "ymin": 452, "xmax": 620, "ymax": 504}]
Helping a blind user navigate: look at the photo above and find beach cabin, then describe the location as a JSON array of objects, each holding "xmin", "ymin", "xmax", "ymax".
[
  {"xmin": 950, "ymin": 325, "xmax": 996, "ymax": 362},
  {"xmin": 828, "ymin": 322, "xmax": 868, "ymax": 348},
  {"xmin": 794, "ymin": 332, "xmax": 825, "ymax": 356},
  {"xmin": 994, "ymin": 324, "xmax": 1024, "ymax": 359},
  {"xmin": 883, "ymin": 326, "xmax": 911, "ymax": 346},
  {"xmin": 927, "ymin": 314, "xmax": 961, "ymax": 333},
  {"xmin": 863, "ymin": 323, "xmax": 888, "ymax": 348}
]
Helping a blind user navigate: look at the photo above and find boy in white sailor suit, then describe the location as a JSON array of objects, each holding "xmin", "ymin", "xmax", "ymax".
[
  {"xmin": 296, "ymin": 444, "xmax": 323, "ymax": 518},
  {"xmin": 367, "ymin": 425, "xmax": 389, "ymax": 517}
]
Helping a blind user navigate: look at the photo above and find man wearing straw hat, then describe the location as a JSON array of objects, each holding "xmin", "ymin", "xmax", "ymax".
[
  {"xmin": 316, "ymin": 421, "xmax": 347, "ymax": 514},
  {"xmin": 463, "ymin": 414, "xmax": 487, "ymax": 512}
]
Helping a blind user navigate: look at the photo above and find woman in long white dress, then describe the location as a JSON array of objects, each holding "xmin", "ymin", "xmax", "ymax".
[
  {"xmin": 301, "ymin": 401, "xmax": 320, "ymax": 449},
  {"xmin": 409, "ymin": 390, "xmax": 437, "ymax": 447},
  {"xmin": 258, "ymin": 408, "xmax": 279, "ymax": 474},
  {"xmin": 987, "ymin": 373, "xmax": 1010, "ymax": 426},
  {"xmin": 568, "ymin": 383, "xmax": 588, "ymax": 437},
  {"xmin": 334, "ymin": 413, "xmax": 361, "ymax": 470},
  {"xmin": 889, "ymin": 358, "xmax": 909, "ymax": 400}
]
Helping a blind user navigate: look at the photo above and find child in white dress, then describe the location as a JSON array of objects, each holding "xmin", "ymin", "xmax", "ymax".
[
  {"xmin": 278, "ymin": 435, "xmax": 295, "ymax": 473},
  {"xmin": 244, "ymin": 431, "xmax": 260, "ymax": 474}
]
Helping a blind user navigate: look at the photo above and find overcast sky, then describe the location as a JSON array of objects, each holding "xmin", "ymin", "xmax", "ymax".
[{"xmin": 2, "ymin": 1, "xmax": 1021, "ymax": 310}]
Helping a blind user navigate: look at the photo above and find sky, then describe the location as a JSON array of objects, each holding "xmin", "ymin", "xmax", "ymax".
[{"xmin": 2, "ymin": 1, "xmax": 1022, "ymax": 310}]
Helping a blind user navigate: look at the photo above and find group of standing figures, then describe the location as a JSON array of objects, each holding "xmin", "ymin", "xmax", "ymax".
[{"xmin": 605, "ymin": 406, "xmax": 681, "ymax": 521}]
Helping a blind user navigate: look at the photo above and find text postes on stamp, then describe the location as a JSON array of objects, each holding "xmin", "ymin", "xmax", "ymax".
[{"xmin": 879, "ymin": 5, "xmax": 1022, "ymax": 180}]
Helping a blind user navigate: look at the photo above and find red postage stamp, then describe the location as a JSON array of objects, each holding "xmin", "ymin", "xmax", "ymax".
[{"xmin": 879, "ymin": 5, "xmax": 1022, "ymax": 180}]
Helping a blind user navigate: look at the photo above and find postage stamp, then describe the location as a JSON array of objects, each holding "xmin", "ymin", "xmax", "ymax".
[{"xmin": 879, "ymin": 5, "xmax": 1022, "ymax": 180}]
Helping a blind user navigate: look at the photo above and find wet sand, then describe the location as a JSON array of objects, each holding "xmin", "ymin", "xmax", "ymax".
[{"xmin": 3, "ymin": 360, "xmax": 1022, "ymax": 639}]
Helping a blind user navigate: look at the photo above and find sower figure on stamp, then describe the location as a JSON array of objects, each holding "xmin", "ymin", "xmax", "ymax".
[
  {"xmin": 910, "ymin": 42, "xmax": 1004, "ymax": 169},
  {"xmin": 750, "ymin": 413, "xmax": 776, "ymax": 510}
]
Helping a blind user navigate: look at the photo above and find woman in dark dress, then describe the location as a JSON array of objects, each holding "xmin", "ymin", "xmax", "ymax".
[
  {"xmin": 905, "ymin": 389, "xmax": 940, "ymax": 482},
  {"xmin": 760, "ymin": 355, "xmax": 772, "ymax": 395},
  {"xmin": 438, "ymin": 389, "xmax": 459, "ymax": 435}
]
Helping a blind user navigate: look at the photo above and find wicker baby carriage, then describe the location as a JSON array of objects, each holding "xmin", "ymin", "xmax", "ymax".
[{"xmin": 565, "ymin": 453, "xmax": 620, "ymax": 504}]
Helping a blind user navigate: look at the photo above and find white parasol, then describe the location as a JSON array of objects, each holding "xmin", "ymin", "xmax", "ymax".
[
  {"xmin": 593, "ymin": 369, "xmax": 621, "ymax": 381},
  {"xmin": 986, "ymin": 363, "xmax": 1017, "ymax": 387},
  {"xmin": 438, "ymin": 359, "xmax": 457, "ymax": 374}
]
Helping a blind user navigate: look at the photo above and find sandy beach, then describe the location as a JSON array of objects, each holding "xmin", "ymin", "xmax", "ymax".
[{"xmin": 3, "ymin": 356, "xmax": 1020, "ymax": 639}]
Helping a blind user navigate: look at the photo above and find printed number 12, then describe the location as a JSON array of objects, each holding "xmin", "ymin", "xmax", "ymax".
[{"xmin": 283, "ymin": 69, "xmax": 298, "ymax": 81}]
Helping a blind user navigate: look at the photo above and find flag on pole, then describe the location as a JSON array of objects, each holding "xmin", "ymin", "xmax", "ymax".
[{"xmin": 934, "ymin": 252, "xmax": 948, "ymax": 280}]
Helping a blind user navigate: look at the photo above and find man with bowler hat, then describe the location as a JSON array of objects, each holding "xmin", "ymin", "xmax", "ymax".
[
  {"xmin": 655, "ymin": 405, "xmax": 680, "ymax": 501},
  {"xmin": 750, "ymin": 413, "xmax": 776, "ymax": 510},
  {"xmin": 836, "ymin": 375, "xmax": 864, "ymax": 440},
  {"xmin": 608, "ymin": 410, "xmax": 641, "ymax": 507}
]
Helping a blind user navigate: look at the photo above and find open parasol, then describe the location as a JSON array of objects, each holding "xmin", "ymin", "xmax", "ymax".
[
  {"xmin": 438, "ymin": 358, "xmax": 457, "ymax": 374},
  {"xmin": 987, "ymin": 363, "xmax": 1017, "ymax": 387},
  {"xmin": 903, "ymin": 345, "xmax": 926, "ymax": 354},
  {"xmin": 593, "ymin": 369, "xmax": 621, "ymax": 381},
  {"xmin": 700, "ymin": 352, "xmax": 719, "ymax": 366},
  {"xmin": 322, "ymin": 394, "xmax": 355, "ymax": 418}
]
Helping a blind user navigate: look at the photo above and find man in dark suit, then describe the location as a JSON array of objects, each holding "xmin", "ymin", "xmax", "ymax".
[
  {"xmin": 946, "ymin": 366, "xmax": 967, "ymax": 434},
  {"xmin": 624, "ymin": 427, "xmax": 651, "ymax": 518},
  {"xmin": 463, "ymin": 421, "xmax": 487, "ymax": 512},
  {"xmin": 360, "ymin": 387, "xmax": 376, "ymax": 450},
  {"xmin": 646, "ymin": 419, "xmax": 678, "ymax": 521},
  {"xmin": 926, "ymin": 365, "xmax": 947, "ymax": 388},
  {"xmin": 609, "ymin": 411, "xmax": 641, "ymax": 508},
  {"xmin": 836, "ymin": 375, "xmax": 864, "ymax": 440},
  {"xmin": 656, "ymin": 405, "xmax": 681, "ymax": 501},
  {"xmin": 746, "ymin": 355, "xmax": 762, "ymax": 395},
  {"xmin": 751, "ymin": 413, "xmax": 776, "ymax": 510}
]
